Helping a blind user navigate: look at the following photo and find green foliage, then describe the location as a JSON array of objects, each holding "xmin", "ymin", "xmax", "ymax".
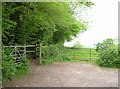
[
  {"xmin": 59, "ymin": 47, "xmax": 98, "ymax": 61},
  {"xmin": 78, "ymin": 1, "xmax": 94, "ymax": 8},
  {"xmin": 96, "ymin": 38, "xmax": 120, "ymax": 68},
  {"xmin": 2, "ymin": 48, "xmax": 16, "ymax": 82},
  {"xmin": 2, "ymin": 48, "xmax": 29, "ymax": 83},
  {"xmin": 41, "ymin": 45, "xmax": 59, "ymax": 64},
  {"xmin": 2, "ymin": 2, "xmax": 93, "ymax": 45},
  {"xmin": 72, "ymin": 41, "xmax": 85, "ymax": 48},
  {"xmin": 0, "ymin": 60, "xmax": 2, "ymax": 84},
  {"xmin": 40, "ymin": 45, "xmax": 98, "ymax": 64}
]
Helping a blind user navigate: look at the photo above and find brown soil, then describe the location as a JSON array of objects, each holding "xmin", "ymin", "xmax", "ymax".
[{"xmin": 3, "ymin": 59, "xmax": 118, "ymax": 87}]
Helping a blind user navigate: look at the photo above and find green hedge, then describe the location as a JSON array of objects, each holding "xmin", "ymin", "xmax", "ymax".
[{"xmin": 96, "ymin": 39, "xmax": 120, "ymax": 68}]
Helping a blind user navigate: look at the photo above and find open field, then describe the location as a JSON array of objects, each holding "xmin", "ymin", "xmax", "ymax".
[{"xmin": 59, "ymin": 47, "xmax": 98, "ymax": 62}]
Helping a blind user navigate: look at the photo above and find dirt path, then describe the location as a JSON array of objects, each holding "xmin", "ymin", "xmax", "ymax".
[{"xmin": 3, "ymin": 59, "xmax": 118, "ymax": 87}]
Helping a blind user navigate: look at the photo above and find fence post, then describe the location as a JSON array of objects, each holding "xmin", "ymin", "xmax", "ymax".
[
  {"xmin": 35, "ymin": 44, "xmax": 37, "ymax": 59},
  {"xmin": 15, "ymin": 46, "xmax": 17, "ymax": 62},
  {"xmin": 24, "ymin": 45, "xmax": 26, "ymax": 62},
  {"xmin": 90, "ymin": 48, "xmax": 91, "ymax": 60},
  {"xmin": 39, "ymin": 43, "xmax": 42, "ymax": 65}
]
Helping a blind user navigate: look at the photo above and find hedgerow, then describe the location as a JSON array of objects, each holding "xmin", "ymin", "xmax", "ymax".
[{"xmin": 96, "ymin": 39, "xmax": 120, "ymax": 68}]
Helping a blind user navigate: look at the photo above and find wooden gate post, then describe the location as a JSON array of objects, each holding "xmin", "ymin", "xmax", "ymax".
[
  {"xmin": 24, "ymin": 46, "xmax": 26, "ymax": 62},
  {"xmin": 35, "ymin": 44, "xmax": 37, "ymax": 59},
  {"xmin": 39, "ymin": 43, "xmax": 42, "ymax": 65},
  {"xmin": 15, "ymin": 46, "xmax": 17, "ymax": 62},
  {"xmin": 89, "ymin": 48, "xmax": 91, "ymax": 60}
]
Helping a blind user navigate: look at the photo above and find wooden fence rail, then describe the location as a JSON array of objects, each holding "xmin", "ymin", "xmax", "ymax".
[
  {"xmin": 3, "ymin": 44, "xmax": 99, "ymax": 64},
  {"xmin": 3, "ymin": 44, "xmax": 42, "ymax": 65}
]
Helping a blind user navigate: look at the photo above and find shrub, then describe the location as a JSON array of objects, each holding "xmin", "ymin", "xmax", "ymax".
[
  {"xmin": 2, "ymin": 47, "xmax": 29, "ymax": 83},
  {"xmin": 2, "ymin": 48, "xmax": 16, "ymax": 82},
  {"xmin": 41, "ymin": 45, "xmax": 59, "ymax": 64},
  {"xmin": 0, "ymin": 60, "xmax": 2, "ymax": 84},
  {"xmin": 72, "ymin": 41, "xmax": 85, "ymax": 48},
  {"xmin": 96, "ymin": 39, "xmax": 120, "ymax": 68},
  {"xmin": 58, "ymin": 47, "xmax": 72, "ymax": 61}
]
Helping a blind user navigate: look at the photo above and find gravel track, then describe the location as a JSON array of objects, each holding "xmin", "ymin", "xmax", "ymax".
[{"xmin": 3, "ymin": 59, "xmax": 118, "ymax": 87}]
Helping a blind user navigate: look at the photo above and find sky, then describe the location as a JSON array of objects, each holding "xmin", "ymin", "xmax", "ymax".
[{"xmin": 64, "ymin": 0, "xmax": 119, "ymax": 48}]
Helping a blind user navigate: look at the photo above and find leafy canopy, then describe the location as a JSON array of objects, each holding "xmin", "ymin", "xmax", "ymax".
[{"xmin": 2, "ymin": 2, "xmax": 94, "ymax": 45}]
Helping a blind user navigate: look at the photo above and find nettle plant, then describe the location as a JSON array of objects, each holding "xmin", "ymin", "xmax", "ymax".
[{"xmin": 96, "ymin": 39, "xmax": 120, "ymax": 68}]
